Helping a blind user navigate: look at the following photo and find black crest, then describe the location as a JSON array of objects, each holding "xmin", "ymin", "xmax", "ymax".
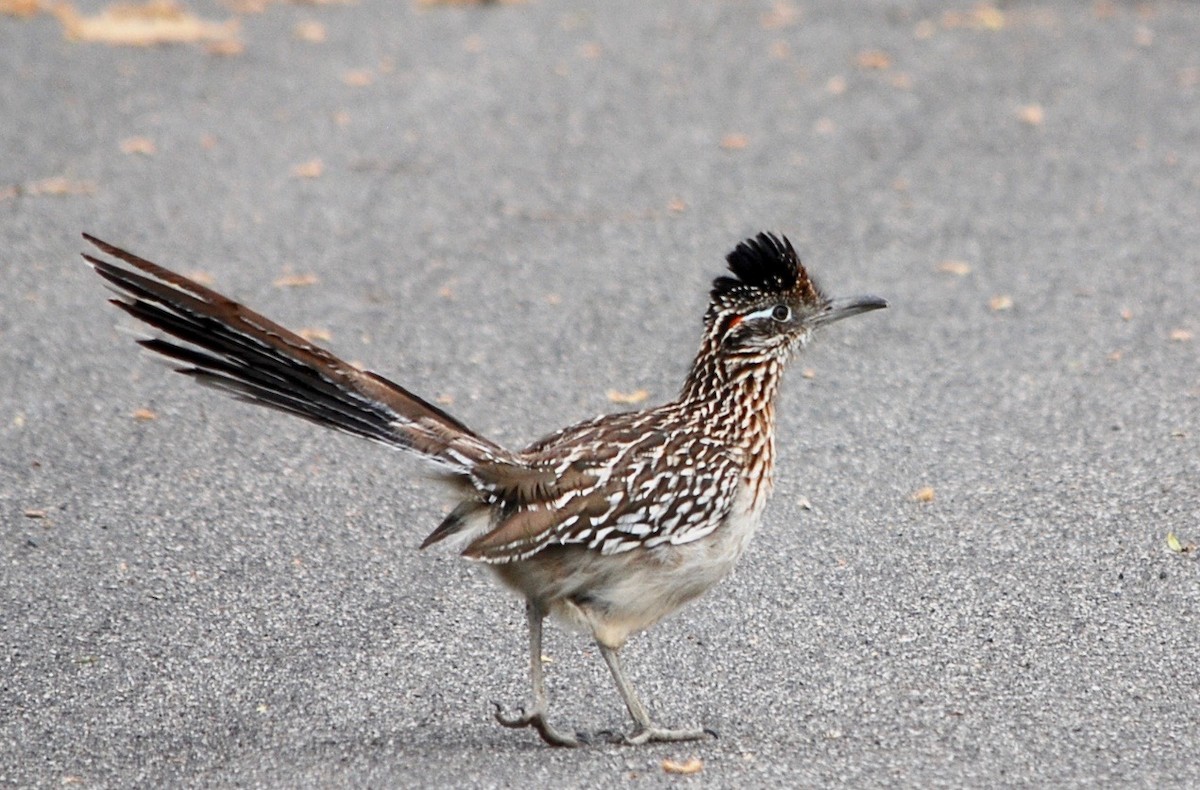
[{"xmin": 709, "ymin": 232, "xmax": 820, "ymax": 312}]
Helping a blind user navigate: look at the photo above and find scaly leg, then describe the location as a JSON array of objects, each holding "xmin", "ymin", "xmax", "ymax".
[
  {"xmin": 494, "ymin": 600, "xmax": 582, "ymax": 747},
  {"xmin": 598, "ymin": 643, "xmax": 715, "ymax": 745}
]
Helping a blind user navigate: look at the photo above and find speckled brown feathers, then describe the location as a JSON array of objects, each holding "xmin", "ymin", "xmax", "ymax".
[{"xmin": 83, "ymin": 230, "xmax": 885, "ymax": 746}]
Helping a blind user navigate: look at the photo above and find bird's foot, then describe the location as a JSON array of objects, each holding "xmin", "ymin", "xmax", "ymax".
[
  {"xmin": 492, "ymin": 701, "xmax": 585, "ymax": 748},
  {"xmin": 603, "ymin": 724, "xmax": 718, "ymax": 746}
]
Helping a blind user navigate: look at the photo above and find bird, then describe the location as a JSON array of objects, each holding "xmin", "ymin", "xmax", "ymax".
[{"xmin": 82, "ymin": 231, "xmax": 886, "ymax": 747}]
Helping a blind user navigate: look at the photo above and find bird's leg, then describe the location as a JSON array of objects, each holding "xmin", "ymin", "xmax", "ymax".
[
  {"xmin": 598, "ymin": 643, "xmax": 715, "ymax": 745},
  {"xmin": 494, "ymin": 600, "xmax": 582, "ymax": 747}
]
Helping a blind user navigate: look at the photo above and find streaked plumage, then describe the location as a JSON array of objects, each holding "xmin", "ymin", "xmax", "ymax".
[{"xmin": 83, "ymin": 231, "xmax": 885, "ymax": 746}]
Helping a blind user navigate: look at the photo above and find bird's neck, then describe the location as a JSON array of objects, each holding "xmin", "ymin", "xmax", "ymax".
[{"xmin": 679, "ymin": 335, "xmax": 783, "ymax": 447}]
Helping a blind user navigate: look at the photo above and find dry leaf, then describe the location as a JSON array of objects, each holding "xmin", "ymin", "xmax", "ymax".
[
  {"xmin": 1017, "ymin": 104, "xmax": 1045, "ymax": 126},
  {"xmin": 25, "ymin": 177, "xmax": 96, "ymax": 196},
  {"xmin": 273, "ymin": 272, "xmax": 318, "ymax": 287},
  {"xmin": 291, "ymin": 158, "xmax": 324, "ymax": 178},
  {"xmin": 760, "ymin": 1, "xmax": 799, "ymax": 30},
  {"xmin": 989, "ymin": 295, "xmax": 1014, "ymax": 311},
  {"xmin": 973, "ymin": 4, "xmax": 1005, "ymax": 30},
  {"xmin": 911, "ymin": 486, "xmax": 935, "ymax": 503},
  {"xmin": 133, "ymin": 407, "xmax": 158, "ymax": 421},
  {"xmin": 855, "ymin": 49, "xmax": 891, "ymax": 70},
  {"xmin": 720, "ymin": 133, "xmax": 749, "ymax": 151},
  {"xmin": 341, "ymin": 69, "xmax": 373, "ymax": 87},
  {"xmin": 298, "ymin": 327, "xmax": 331, "ymax": 342},
  {"xmin": 120, "ymin": 136, "xmax": 156, "ymax": 156},
  {"xmin": 23, "ymin": 508, "xmax": 48, "ymax": 519},
  {"xmin": 224, "ymin": 0, "xmax": 356, "ymax": 11},
  {"xmin": 661, "ymin": 758, "xmax": 703, "ymax": 776},
  {"xmin": 1, "ymin": 0, "xmax": 43, "ymax": 18},
  {"xmin": 1169, "ymin": 328, "xmax": 1193, "ymax": 342},
  {"xmin": 54, "ymin": 0, "xmax": 240, "ymax": 48},
  {"xmin": 938, "ymin": 260, "xmax": 971, "ymax": 276},
  {"xmin": 293, "ymin": 20, "xmax": 325, "ymax": 42},
  {"xmin": 607, "ymin": 388, "xmax": 649, "ymax": 405}
]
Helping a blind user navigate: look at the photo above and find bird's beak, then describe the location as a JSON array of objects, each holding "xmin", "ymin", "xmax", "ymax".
[{"xmin": 814, "ymin": 295, "xmax": 888, "ymax": 326}]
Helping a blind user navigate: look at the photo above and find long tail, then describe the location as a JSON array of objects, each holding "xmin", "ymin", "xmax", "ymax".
[{"xmin": 82, "ymin": 233, "xmax": 510, "ymax": 473}]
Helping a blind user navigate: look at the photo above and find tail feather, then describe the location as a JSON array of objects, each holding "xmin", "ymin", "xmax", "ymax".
[{"xmin": 83, "ymin": 233, "xmax": 508, "ymax": 471}]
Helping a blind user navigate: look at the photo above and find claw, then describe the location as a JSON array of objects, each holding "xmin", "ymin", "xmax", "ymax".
[
  {"xmin": 622, "ymin": 725, "xmax": 715, "ymax": 746},
  {"xmin": 492, "ymin": 701, "xmax": 582, "ymax": 748}
]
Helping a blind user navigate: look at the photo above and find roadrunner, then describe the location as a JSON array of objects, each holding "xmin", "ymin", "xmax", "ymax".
[{"xmin": 83, "ymin": 231, "xmax": 886, "ymax": 746}]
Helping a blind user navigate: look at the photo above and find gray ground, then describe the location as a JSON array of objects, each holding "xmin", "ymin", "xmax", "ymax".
[{"xmin": 2, "ymin": 0, "xmax": 1198, "ymax": 786}]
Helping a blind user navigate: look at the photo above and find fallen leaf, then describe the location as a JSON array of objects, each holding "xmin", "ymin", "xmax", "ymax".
[
  {"xmin": 298, "ymin": 327, "xmax": 331, "ymax": 342},
  {"xmin": 120, "ymin": 136, "xmax": 156, "ymax": 156},
  {"xmin": 1017, "ymin": 104, "xmax": 1045, "ymax": 126},
  {"xmin": 1, "ymin": 0, "xmax": 42, "ymax": 18},
  {"xmin": 989, "ymin": 295, "xmax": 1014, "ymax": 311},
  {"xmin": 54, "ymin": 0, "xmax": 240, "ymax": 48},
  {"xmin": 291, "ymin": 158, "xmax": 324, "ymax": 178},
  {"xmin": 938, "ymin": 260, "xmax": 971, "ymax": 276},
  {"xmin": 1166, "ymin": 532, "xmax": 1182, "ymax": 553},
  {"xmin": 273, "ymin": 272, "xmax": 319, "ymax": 288},
  {"xmin": 720, "ymin": 133, "xmax": 749, "ymax": 150},
  {"xmin": 760, "ymin": 1, "xmax": 800, "ymax": 30},
  {"xmin": 293, "ymin": 19, "xmax": 325, "ymax": 42},
  {"xmin": 25, "ymin": 177, "xmax": 96, "ymax": 196},
  {"xmin": 973, "ymin": 4, "xmax": 1005, "ymax": 30},
  {"xmin": 855, "ymin": 49, "xmax": 891, "ymax": 70},
  {"xmin": 911, "ymin": 486, "xmax": 935, "ymax": 503},
  {"xmin": 661, "ymin": 758, "xmax": 703, "ymax": 776},
  {"xmin": 607, "ymin": 388, "xmax": 649, "ymax": 405},
  {"xmin": 132, "ymin": 407, "xmax": 158, "ymax": 421},
  {"xmin": 341, "ymin": 69, "xmax": 373, "ymax": 87},
  {"xmin": 1169, "ymin": 328, "xmax": 1192, "ymax": 342},
  {"xmin": 23, "ymin": 508, "xmax": 48, "ymax": 519}
]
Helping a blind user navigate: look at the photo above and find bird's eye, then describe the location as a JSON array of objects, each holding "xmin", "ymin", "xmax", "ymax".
[{"xmin": 771, "ymin": 304, "xmax": 791, "ymax": 322}]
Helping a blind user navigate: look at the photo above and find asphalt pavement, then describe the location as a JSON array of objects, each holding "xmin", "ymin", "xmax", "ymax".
[{"xmin": 2, "ymin": 1, "xmax": 1198, "ymax": 786}]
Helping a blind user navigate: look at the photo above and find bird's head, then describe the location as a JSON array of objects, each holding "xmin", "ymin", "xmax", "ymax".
[{"xmin": 705, "ymin": 232, "xmax": 887, "ymax": 362}]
